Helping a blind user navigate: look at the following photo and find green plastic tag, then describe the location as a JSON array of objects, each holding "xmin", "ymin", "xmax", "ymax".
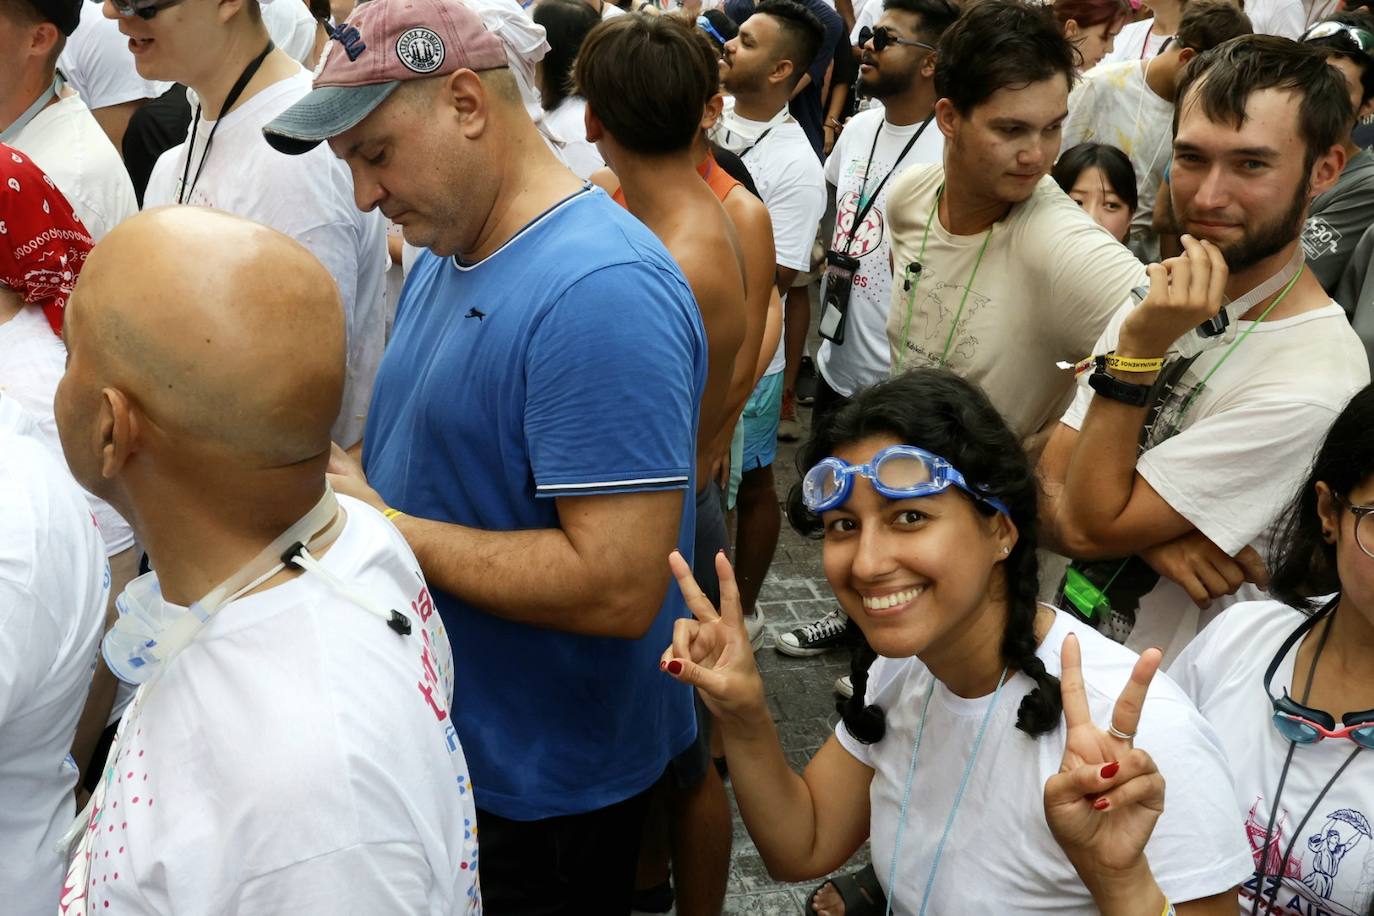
[{"xmin": 1064, "ymin": 567, "xmax": 1111, "ymax": 620}]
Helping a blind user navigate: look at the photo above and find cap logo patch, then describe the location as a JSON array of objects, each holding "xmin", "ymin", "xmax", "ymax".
[{"xmin": 396, "ymin": 27, "xmax": 445, "ymax": 74}]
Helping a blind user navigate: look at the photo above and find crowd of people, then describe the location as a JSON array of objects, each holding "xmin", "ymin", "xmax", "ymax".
[{"xmin": 3, "ymin": 0, "xmax": 1374, "ymax": 911}]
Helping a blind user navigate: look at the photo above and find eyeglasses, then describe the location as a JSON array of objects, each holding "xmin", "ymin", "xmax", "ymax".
[
  {"xmin": 1302, "ymin": 20, "xmax": 1374, "ymax": 57},
  {"xmin": 857, "ymin": 25, "xmax": 935, "ymax": 54},
  {"xmin": 801, "ymin": 444, "xmax": 1010, "ymax": 515},
  {"xmin": 110, "ymin": 0, "xmax": 188, "ymax": 19},
  {"xmin": 696, "ymin": 15, "xmax": 728, "ymax": 48},
  {"xmin": 1264, "ymin": 603, "xmax": 1374, "ymax": 749},
  {"xmin": 1337, "ymin": 494, "xmax": 1374, "ymax": 559}
]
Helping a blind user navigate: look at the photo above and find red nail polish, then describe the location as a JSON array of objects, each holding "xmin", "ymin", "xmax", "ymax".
[
  {"xmin": 1100, "ymin": 761, "xmax": 1120, "ymax": 780},
  {"xmin": 1093, "ymin": 797, "xmax": 1110, "ymax": 811},
  {"xmin": 659, "ymin": 660, "xmax": 668, "ymax": 671},
  {"xmin": 666, "ymin": 659, "xmax": 683, "ymax": 676}
]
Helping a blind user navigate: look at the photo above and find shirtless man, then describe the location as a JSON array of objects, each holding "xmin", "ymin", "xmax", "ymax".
[
  {"xmin": 52, "ymin": 207, "xmax": 478, "ymax": 914},
  {"xmin": 577, "ymin": 16, "xmax": 748, "ymax": 913}
]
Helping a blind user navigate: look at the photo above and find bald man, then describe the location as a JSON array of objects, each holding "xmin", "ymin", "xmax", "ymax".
[
  {"xmin": 52, "ymin": 208, "xmax": 480, "ymax": 915},
  {"xmin": 263, "ymin": 0, "xmax": 706, "ymax": 908}
]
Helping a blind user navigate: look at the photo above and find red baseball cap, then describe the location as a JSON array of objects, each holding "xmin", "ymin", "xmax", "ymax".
[{"xmin": 263, "ymin": 0, "xmax": 507, "ymax": 155}]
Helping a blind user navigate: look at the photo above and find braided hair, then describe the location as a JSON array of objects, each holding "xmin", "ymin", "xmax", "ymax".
[{"xmin": 786, "ymin": 369, "xmax": 1062, "ymax": 742}]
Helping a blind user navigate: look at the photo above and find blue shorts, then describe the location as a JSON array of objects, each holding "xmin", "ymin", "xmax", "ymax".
[{"xmin": 741, "ymin": 371, "xmax": 783, "ymax": 472}]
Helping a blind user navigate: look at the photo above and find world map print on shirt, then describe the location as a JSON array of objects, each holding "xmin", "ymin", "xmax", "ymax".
[{"xmin": 1241, "ymin": 798, "xmax": 1374, "ymax": 916}]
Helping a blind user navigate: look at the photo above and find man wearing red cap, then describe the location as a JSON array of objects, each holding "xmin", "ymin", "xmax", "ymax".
[{"xmin": 265, "ymin": 1, "xmax": 709, "ymax": 911}]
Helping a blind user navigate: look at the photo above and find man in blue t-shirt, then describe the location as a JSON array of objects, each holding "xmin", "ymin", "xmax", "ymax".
[{"xmin": 263, "ymin": 1, "xmax": 707, "ymax": 911}]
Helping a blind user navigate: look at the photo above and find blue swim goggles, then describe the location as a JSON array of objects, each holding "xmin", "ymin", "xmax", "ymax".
[{"xmin": 802, "ymin": 444, "xmax": 1010, "ymax": 516}]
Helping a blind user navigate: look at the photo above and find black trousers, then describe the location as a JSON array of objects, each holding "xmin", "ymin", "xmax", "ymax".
[{"xmin": 474, "ymin": 786, "xmax": 654, "ymax": 915}]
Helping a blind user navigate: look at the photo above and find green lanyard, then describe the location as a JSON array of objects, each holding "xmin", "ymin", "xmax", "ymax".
[
  {"xmin": 895, "ymin": 186, "xmax": 995, "ymax": 371},
  {"xmin": 1170, "ymin": 263, "xmax": 1305, "ymax": 432}
]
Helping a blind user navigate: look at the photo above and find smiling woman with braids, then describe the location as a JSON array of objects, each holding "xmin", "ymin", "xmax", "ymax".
[{"xmin": 661, "ymin": 369, "xmax": 1251, "ymax": 913}]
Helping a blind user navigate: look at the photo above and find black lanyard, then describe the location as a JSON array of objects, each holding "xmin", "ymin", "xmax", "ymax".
[
  {"xmin": 838, "ymin": 114, "xmax": 932, "ymax": 256},
  {"xmin": 737, "ymin": 126, "xmax": 775, "ymax": 158},
  {"xmin": 178, "ymin": 40, "xmax": 274, "ymax": 204}
]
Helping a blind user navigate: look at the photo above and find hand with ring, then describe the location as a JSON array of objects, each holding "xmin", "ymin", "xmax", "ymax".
[{"xmin": 1043, "ymin": 634, "xmax": 1167, "ymax": 905}]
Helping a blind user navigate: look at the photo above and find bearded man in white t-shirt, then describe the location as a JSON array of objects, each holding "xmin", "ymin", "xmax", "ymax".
[
  {"xmin": 52, "ymin": 207, "xmax": 480, "ymax": 915},
  {"xmin": 108, "ymin": 0, "xmax": 387, "ymax": 448},
  {"xmin": 775, "ymin": 0, "xmax": 955, "ymax": 660},
  {"xmin": 1041, "ymin": 36, "xmax": 1371, "ymax": 665}
]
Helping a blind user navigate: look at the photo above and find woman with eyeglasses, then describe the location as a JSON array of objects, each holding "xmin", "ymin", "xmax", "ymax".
[
  {"xmin": 660, "ymin": 369, "xmax": 1249, "ymax": 914},
  {"xmin": 1162, "ymin": 383, "xmax": 1374, "ymax": 916}
]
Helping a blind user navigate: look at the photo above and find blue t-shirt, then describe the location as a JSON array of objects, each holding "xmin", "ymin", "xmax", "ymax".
[{"xmin": 364, "ymin": 187, "xmax": 706, "ymax": 821}]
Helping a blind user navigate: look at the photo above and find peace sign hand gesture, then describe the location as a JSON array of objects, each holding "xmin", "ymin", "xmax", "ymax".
[
  {"xmin": 1044, "ymin": 634, "xmax": 1167, "ymax": 892},
  {"xmin": 660, "ymin": 550, "xmax": 769, "ymax": 722}
]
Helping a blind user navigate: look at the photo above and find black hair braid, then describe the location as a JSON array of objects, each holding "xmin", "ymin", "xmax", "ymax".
[
  {"xmin": 839, "ymin": 637, "xmax": 886, "ymax": 744},
  {"xmin": 999, "ymin": 544, "xmax": 1061, "ymax": 736}
]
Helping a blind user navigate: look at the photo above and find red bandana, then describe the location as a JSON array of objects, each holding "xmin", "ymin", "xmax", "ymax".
[{"xmin": 0, "ymin": 143, "xmax": 93, "ymax": 334}]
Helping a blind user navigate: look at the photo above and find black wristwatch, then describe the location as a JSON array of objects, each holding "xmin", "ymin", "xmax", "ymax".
[{"xmin": 1087, "ymin": 363, "xmax": 1152, "ymax": 407}]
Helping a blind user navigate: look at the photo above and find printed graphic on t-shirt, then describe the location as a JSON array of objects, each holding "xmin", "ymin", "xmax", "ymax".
[
  {"xmin": 832, "ymin": 189, "xmax": 885, "ymax": 259},
  {"xmin": 1240, "ymin": 797, "xmax": 1374, "ymax": 916},
  {"xmin": 1302, "ymin": 217, "xmax": 1341, "ymax": 264},
  {"xmin": 900, "ymin": 268, "xmax": 991, "ymax": 365}
]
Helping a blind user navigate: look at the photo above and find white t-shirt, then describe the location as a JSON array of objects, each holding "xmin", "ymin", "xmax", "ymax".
[
  {"xmin": 1062, "ymin": 59, "xmax": 1173, "ymax": 259},
  {"xmin": 1098, "ymin": 19, "xmax": 1173, "ymax": 67},
  {"xmin": 544, "ymin": 96, "xmax": 605, "ymax": 180},
  {"xmin": 884, "ymin": 165, "xmax": 1146, "ymax": 439},
  {"xmin": 1246, "ymin": 0, "xmax": 1306, "ymax": 38},
  {"xmin": 0, "ymin": 395, "xmax": 109, "ymax": 916},
  {"xmin": 59, "ymin": 1, "xmax": 171, "ymax": 110},
  {"xmin": 11, "ymin": 93, "xmax": 137, "ymax": 241},
  {"xmin": 836, "ymin": 608, "xmax": 1252, "ymax": 912},
  {"xmin": 0, "ymin": 307, "xmax": 135, "ymax": 556},
  {"xmin": 818, "ymin": 107, "xmax": 943, "ymax": 397},
  {"xmin": 850, "ymin": 0, "xmax": 879, "ymax": 44},
  {"xmin": 59, "ymin": 498, "xmax": 480, "ymax": 915},
  {"xmin": 260, "ymin": 0, "xmax": 321, "ymax": 65},
  {"xmin": 145, "ymin": 70, "xmax": 388, "ymax": 448},
  {"xmin": 711, "ymin": 97, "xmax": 826, "ymax": 377},
  {"xmin": 1060, "ymin": 299, "xmax": 1370, "ymax": 663},
  {"xmin": 1171, "ymin": 600, "xmax": 1374, "ymax": 916},
  {"xmin": 601, "ymin": 1, "xmax": 626, "ymax": 17}
]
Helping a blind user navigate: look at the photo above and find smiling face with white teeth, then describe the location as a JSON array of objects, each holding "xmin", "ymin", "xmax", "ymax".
[{"xmin": 820, "ymin": 434, "xmax": 1018, "ymax": 665}]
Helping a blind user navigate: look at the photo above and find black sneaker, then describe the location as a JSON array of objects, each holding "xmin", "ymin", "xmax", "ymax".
[
  {"xmin": 774, "ymin": 608, "xmax": 855, "ymax": 657},
  {"xmin": 796, "ymin": 355, "xmax": 818, "ymax": 406}
]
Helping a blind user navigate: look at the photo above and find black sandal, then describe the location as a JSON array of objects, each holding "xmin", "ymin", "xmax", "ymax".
[{"xmin": 803, "ymin": 864, "xmax": 885, "ymax": 915}]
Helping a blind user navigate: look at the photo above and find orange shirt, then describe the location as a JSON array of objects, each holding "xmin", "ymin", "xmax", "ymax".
[{"xmin": 610, "ymin": 152, "xmax": 742, "ymax": 208}]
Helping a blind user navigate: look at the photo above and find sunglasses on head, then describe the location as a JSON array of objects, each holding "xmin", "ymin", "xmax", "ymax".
[
  {"xmin": 110, "ymin": 0, "xmax": 188, "ymax": 18},
  {"xmin": 1264, "ymin": 600, "xmax": 1374, "ymax": 750},
  {"xmin": 1302, "ymin": 19, "xmax": 1374, "ymax": 57},
  {"xmin": 857, "ymin": 25, "xmax": 936, "ymax": 54}
]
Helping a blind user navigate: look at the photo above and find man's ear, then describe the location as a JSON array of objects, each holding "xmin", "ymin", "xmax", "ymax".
[
  {"xmin": 584, "ymin": 102, "xmax": 605, "ymax": 143},
  {"xmin": 934, "ymin": 96, "xmax": 958, "ymax": 142},
  {"xmin": 99, "ymin": 387, "xmax": 139, "ymax": 481},
  {"xmin": 701, "ymin": 92, "xmax": 725, "ymax": 132},
  {"xmin": 768, "ymin": 57, "xmax": 795, "ymax": 90}
]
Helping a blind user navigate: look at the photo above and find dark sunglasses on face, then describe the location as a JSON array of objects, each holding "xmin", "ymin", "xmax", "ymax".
[
  {"xmin": 110, "ymin": 0, "xmax": 188, "ymax": 20},
  {"xmin": 858, "ymin": 25, "xmax": 936, "ymax": 54}
]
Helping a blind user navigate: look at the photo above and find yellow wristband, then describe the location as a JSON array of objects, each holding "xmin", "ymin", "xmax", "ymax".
[
  {"xmin": 1105, "ymin": 353, "xmax": 1165, "ymax": 373},
  {"xmin": 383, "ymin": 507, "xmax": 404, "ymax": 521},
  {"xmin": 1162, "ymin": 901, "xmax": 1175, "ymax": 916}
]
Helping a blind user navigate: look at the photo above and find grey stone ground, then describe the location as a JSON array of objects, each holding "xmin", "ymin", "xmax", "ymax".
[{"xmin": 718, "ymin": 401, "xmax": 874, "ymax": 915}]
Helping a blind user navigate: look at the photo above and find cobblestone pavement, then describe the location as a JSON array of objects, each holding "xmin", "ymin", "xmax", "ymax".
[{"xmin": 719, "ymin": 399, "xmax": 873, "ymax": 915}]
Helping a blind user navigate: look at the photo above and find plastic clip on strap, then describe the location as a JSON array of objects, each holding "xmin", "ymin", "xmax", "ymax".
[{"xmin": 282, "ymin": 541, "xmax": 413, "ymax": 636}]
